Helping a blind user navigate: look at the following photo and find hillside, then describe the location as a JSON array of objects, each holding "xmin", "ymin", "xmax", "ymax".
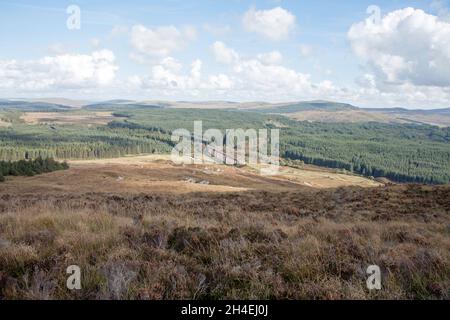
[
  {"xmin": 245, "ymin": 101, "xmax": 450, "ymax": 127},
  {"xmin": 0, "ymin": 156, "xmax": 448, "ymax": 299},
  {"xmin": 0, "ymin": 104, "xmax": 449, "ymax": 184},
  {"xmin": 0, "ymin": 100, "xmax": 448, "ymax": 300},
  {"xmin": 3, "ymin": 98, "xmax": 450, "ymax": 127}
]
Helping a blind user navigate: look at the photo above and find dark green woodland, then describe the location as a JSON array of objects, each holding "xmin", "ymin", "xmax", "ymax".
[{"xmin": 0, "ymin": 102, "xmax": 449, "ymax": 184}]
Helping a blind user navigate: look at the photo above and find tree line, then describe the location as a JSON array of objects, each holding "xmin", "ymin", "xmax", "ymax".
[
  {"xmin": 0, "ymin": 157, "xmax": 69, "ymax": 182},
  {"xmin": 0, "ymin": 108, "xmax": 448, "ymax": 184}
]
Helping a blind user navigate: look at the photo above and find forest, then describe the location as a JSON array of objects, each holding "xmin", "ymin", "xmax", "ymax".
[
  {"xmin": 0, "ymin": 157, "xmax": 69, "ymax": 182},
  {"xmin": 0, "ymin": 106, "xmax": 449, "ymax": 184}
]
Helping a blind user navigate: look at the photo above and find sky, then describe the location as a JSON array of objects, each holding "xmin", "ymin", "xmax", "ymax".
[{"xmin": 1, "ymin": 0, "xmax": 450, "ymax": 109}]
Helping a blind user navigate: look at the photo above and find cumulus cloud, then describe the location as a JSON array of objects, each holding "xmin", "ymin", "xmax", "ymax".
[
  {"xmin": 124, "ymin": 39, "xmax": 450, "ymax": 107},
  {"xmin": 348, "ymin": 7, "xmax": 450, "ymax": 88},
  {"xmin": 207, "ymin": 43, "xmax": 450, "ymax": 106},
  {"xmin": 128, "ymin": 56, "xmax": 234, "ymax": 97},
  {"xmin": 127, "ymin": 42, "xmax": 351, "ymax": 101},
  {"xmin": 209, "ymin": 42, "xmax": 341, "ymax": 100},
  {"xmin": 232, "ymin": 58, "xmax": 312, "ymax": 95},
  {"xmin": 257, "ymin": 51, "xmax": 283, "ymax": 65},
  {"xmin": 243, "ymin": 7, "xmax": 296, "ymax": 40},
  {"xmin": 0, "ymin": 50, "xmax": 118, "ymax": 92},
  {"xmin": 151, "ymin": 58, "xmax": 201, "ymax": 90},
  {"xmin": 211, "ymin": 41, "xmax": 240, "ymax": 65},
  {"xmin": 207, "ymin": 74, "xmax": 234, "ymax": 90},
  {"xmin": 131, "ymin": 25, "xmax": 197, "ymax": 57}
]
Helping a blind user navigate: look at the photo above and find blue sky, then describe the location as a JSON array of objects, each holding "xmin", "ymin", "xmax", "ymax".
[{"xmin": 1, "ymin": 0, "xmax": 449, "ymax": 108}]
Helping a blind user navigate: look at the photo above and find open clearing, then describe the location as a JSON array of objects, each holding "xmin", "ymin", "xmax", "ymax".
[
  {"xmin": 285, "ymin": 110, "xmax": 450, "ymax": 127},
  {"xmin": 0, "ymin": 155, "xmax": 380, "ymax": 195},
  {"xmin": 287, "ymin": 110, "xmax": 390, "ymax": 123},
  {"xmin": 20, "ymin": 111, "xmax": 124, "ymax": 126}
]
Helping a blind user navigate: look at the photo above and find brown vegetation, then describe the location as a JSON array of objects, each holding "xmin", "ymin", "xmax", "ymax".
[
  {"xmin": 285, "ymin": 110, "xmax": 450, "ymax": 127},
  {"xmin": 0, "ymin": 156, "xmax": 381, "ymax": 195},
  {"xmin": 0, "ymin": 159, "xmax": 448, "ymax": 300},
  {"xmin": 20, "ymin": 112, "xmax": 125, "ymax": 126}
]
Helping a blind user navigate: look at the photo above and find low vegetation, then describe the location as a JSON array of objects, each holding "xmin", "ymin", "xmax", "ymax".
[
  {"xmin": 0, "ymin": 99, "xmax": 448, "ymax": 299},
  {"xmin": 0, "ymin": 184, "xmax": 448, "ymax": 299}
]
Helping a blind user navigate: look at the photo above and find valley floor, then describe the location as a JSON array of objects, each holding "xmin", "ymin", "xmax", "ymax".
[{"xmin": 0, "ymin": 156, "xmax": 448, "ymax": 299}]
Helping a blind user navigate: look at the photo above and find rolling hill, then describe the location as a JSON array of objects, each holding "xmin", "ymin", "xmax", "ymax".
[{"xmin": 2, "ymin": 98, "xmax": 449, "ymax": 127}]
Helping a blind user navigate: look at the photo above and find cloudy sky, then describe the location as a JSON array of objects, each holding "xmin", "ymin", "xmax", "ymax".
[{"xmin": 1, "ymin": 0, "xmax": 450, "ymax": 109}]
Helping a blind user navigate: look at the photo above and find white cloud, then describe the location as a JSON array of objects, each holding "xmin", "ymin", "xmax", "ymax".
[
  {"xmin": 127, "ymin": 56, "xmax": 236, "ymax": 98},
  {"xmin": 159, "ymin": 57, "xmax": 183, "ymax": 73},
  {"xmin": 128, "ymin": 52, "xmax": 150, "ymax": 64},
  {"xmin": 207, "ymin": 44, "xmax": 450, "ymax": 106},
  {"xmin": 232, "ymin": 58, "xmax": 312, "ymax": 95},
  {"xmin": 209, "ymin": 42, "xmax": 344, "ymax": 101},
  {"xmin": 348, "ymin": 8, "xmax": 450, "ymax": 88},
  {"xmin": 346, "ymin": 7, "xmax": 450, "ymax": 107},
  {"xmin": 257, "ymin": 51, "xmax": 283, "ymax": 65},
  {"xmin": 131, "ymin": 25, "xmax": 197, "ymax": 57},
  {"xmin": 207, "ymin": 74, "xmax": 234, "ymax": 90},
  {"xmin": 222, "ymin": 43, "xmax": 336, "ymax": 99},
  {"xmin": 126, "ymin": 43, "xmax": 350, "ymax": 101},
  {"xmin": 351, "ymin": 80, "xmax": 450, "ymax": 108},
  {"xmin": 243, "ymin": 7, "xmax": 296, "ymax": 40},
  {"xmin": 130, "ymin": 57, "xmax": 227, "ymax": 92},
  {"xmin": 0, "ymin": 50, "xmax": 118, "ymax": 92},
  {"xmin": 211, "ymin": 41, "xmax": 240, "ymax": 65}
]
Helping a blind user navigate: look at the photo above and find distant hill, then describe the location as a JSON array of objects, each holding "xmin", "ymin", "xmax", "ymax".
[
  {"xmin": 27, "ymin": 98, "xmax": 91, "ymax": 109},
  {"xmin": 242, "ymin": 101, "xmax": 450, "ymax": 127},
  {"xmin": 0, "ymin": 99, "xmax": 72, "ymax": 111},
  {"xmin": 84, "ymin": 102, "xmax": 163, "ymax": 110},
  {"xmin": 1, "ymin": 98, "xmax": 449, "ymax": 127},
  {"xmin": 94, "ymin": 99, "xmax": 137, "ymax": 105},
  {"xmin": 367, "ymin": 107, "xmax": 450, "ymax": 116},
  {"xmin": 246, "ymin": 101, "xmax": 359, "ymax": 113}
]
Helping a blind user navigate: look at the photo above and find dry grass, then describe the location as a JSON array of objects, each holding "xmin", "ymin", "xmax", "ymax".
[
  {"xmin": 286, "ymin": 110, "xmax": 450, "ymax": 127},
  {"xmin": 0, "ymin": 178, "xmax": 449, "ymax": 299},
  {"xmin": 288, "ymin": 110, "xmax": 390, "ymax": 123},
  {"xmin": 0, "ymin": 155, "xmax": 381, "ymax": 195},
  {"xmin": 20, "ymin": 112, "xmax": 125, "ymax": 126}
]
